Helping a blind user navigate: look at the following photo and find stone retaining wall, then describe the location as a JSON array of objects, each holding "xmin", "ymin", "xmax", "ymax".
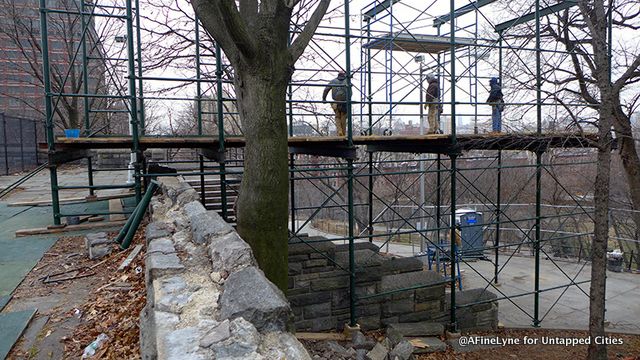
[
  {"xmin": 93, "ymin": 149, "xmax": 133, "ymax": 169},
  {"xmin": 288, "ymin": 237, "xmax": 499, "ymax": 333},
  {"xmin": 93, "ymin": 149, "xmax": 166, "ymax": 169},
  {"xmin": 140, "ymin": 177, "xmax": 310, "ymax": 360},
  {"xmin": 139, "ymin": 176, "xmax": 500, "ymax": 360},
  {"xmin": 450, "ymin": 288, "xmax": 499, "ymax": 332}
]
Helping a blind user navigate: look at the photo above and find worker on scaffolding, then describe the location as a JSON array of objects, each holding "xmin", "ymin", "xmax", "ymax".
[
  {"xmin": 453, "ymin": 223, "xmax": 463, "ymax": 288},
  {"xmin": 487, "ymin": 77, "xmax": 504, "ymax": 133},
  {"xmin": 322, "ymin": 71, "xmax": 349, "ymax": 136},
  {"xmin": 424, "ymin": 74, "xmax": 442, "ymax": 134},
  {"xmin": 454, "ymin": 223, "xmax": 463, "ymax": 249}
]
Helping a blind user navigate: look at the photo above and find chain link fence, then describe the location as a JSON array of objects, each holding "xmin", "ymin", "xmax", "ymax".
[{"xmin": 0, "ymin": 113, "xmax": 42, "ymax": 175}]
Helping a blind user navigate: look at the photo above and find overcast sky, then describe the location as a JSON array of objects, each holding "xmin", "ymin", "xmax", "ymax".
[{"xmin": 91, "ymin": 0, "xmax": 638, "ymax": 135}]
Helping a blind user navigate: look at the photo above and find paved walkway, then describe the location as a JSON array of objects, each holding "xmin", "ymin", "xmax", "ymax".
[
  {"xmin": 461, "ymin": 255, "xmax": 640, "ymax": 333},
  {"xmin": 0, "ymin": 205, "xmax": 56, "ymax": 301},
  {"xmin": 0, "ymin": 165, "xmax": 130, "ymax": 204},
  {"xmin": 0, "ymin": 166, "xmax": 140, "ymax": 359},
  {"xmin": 0, "ymin": 166, "xmax": 132, "ymax": 305}
]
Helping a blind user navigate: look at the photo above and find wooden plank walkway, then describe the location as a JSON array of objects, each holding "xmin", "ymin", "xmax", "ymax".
[{"xmin": 51, "ymin": 133, "xmax": 597, "ymax": 153}]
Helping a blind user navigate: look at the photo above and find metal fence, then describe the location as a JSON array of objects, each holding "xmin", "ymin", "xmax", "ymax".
[{"xmin": 0, "ymin": 113, "xmax": 42, "ymax": 175}]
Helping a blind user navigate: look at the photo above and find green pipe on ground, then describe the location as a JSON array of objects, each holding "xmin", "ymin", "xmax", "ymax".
[
  {"xmin": 115, "ymin": 201, "xmax": 139, "ymax": 245},
  {"xmin": 117, "ymin": 180, "xmax": 158, "ymax": 249},
  {"xmin": 120, "ymin": 180, "xmax": 158, "ymax": 249}
]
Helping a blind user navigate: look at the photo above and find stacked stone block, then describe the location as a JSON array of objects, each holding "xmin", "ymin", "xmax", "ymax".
[
  {"xmin": 448, "ymin": 288, "xmax": 499, "ymax": 332},
  {"xmin": 93, "ymin": 149, "xmax": 134, "ymax": 169},
  {"xmin": 288, "ymin": 236, "xmax": 499, "ymax": 333},
  {"xmin": 93, "ymin": 149, "xmax": 165, "ymax": 169},
  {"xmin": 84, "ymin": 232, "xmax": 113, "ymax": 260},
  {"xmin": 140, "ymin": 176, "xmax": 310, "ymax": 360},
  {"xmin": 288, "ymin": 239, "xmax": 447, "ymax": 331}
]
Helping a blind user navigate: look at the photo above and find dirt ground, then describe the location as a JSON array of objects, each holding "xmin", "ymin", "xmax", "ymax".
[
  {"xmin": 6, "ymin": 227, "xmax": 146, "ymax": 359},
  {"xmin": 5, "ymin": 223, "xmax": 639, "ymax": 359},
  {"xmin": 416, "ymin": 328, "xmax": 640, "ymax": 360},
  {"xmin": 300, "ymin": 327, "xmax": 640, "ymax": 360}
]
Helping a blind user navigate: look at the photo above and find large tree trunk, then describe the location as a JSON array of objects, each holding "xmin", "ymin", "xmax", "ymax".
[
  {"xmin": 191, "ymin": 0, "xmax": 329, "ymax": 292},
  {"xmin": 234, "ymin": 67, "xmax": 290, "ymax": 290},
  {"xmin": 589, "ymin": 144, "xmax": 610, "ymax": 360},
  {"xmin": 584, "ymin": 2, "xmax": 611, "ymax": 357},
  {"xmin": 588, "ymin": 99, "xmax": 612, "ymax": 360},
  {"xmin": 67, "ymin": 105, "xmax": 80, "ymax": 129}
]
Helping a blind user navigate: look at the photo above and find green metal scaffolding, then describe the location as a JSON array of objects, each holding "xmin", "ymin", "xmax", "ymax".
[{"xmin": 37, "ymin": 0, "xmax": 612, "ymax": 332}]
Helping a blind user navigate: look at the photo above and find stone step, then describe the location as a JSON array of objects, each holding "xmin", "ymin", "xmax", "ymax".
[
  {"xmin": 184, "ymin": 178, "xmax": 241, "ymax": 186},
  {"xmin": 205, "ymin": 202, "xmax": 236, "ymax": 208},
  {"xmin": 194, "ymin": 185, "xmax": 241, "ymax": 193},
  {"xmin": 199, "ymin": 190, "xmax": 240, "ymax": 196},
  {"xmin": 203, "ymin": 195, "xmax": 238, "ymax": 203},
  {"xmin": 205, "ymin": 205, "xmax": 236, "ymax": 215}
]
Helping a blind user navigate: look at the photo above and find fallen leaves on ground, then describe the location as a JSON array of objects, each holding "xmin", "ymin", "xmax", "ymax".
[
  {"xmin": 416, "ymin": 328, "xmax": 640, "ymax": 360},
  {"xmin": 62, "ymin": 227, "xmax": 147, "ymax": 359}
]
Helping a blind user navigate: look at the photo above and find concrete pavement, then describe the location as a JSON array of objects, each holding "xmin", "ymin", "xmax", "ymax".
[{"xmin": 0, "ymin": 164, "xmax": 130, "ymax": 203}]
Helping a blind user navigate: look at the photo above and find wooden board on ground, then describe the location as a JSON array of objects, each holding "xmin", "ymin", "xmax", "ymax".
[
  {"xmin": 109, "ymin": 199, "xmax": 126, "ymax": 221},
  {"xmin": 8, "ymin": 192, "xmax": 132, "ymax": 207},
  {"xmin": 47, "ymin": 215, "xmax": 105, "ymax": 228},
  {"xmin": 15, "ymin": 220, "xmax": 126, "ymax": 237},
  {"xmin": 76, "ymin": 215, "xmax": 94, "ymax": 224},
  {"xmin": 118, "ymin": 245, "xmax": 143, "ymax": 271},
  {"xmin": 295, "ymin": 332, "xmax": 346, "ymax": 341}
]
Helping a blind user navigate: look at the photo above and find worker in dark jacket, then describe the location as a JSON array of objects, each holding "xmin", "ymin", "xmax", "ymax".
[
  {"xmin": 487, "ymin": 77, "xmax": 504, "ymax": 133},
  {"xmin": 424, "ymin": 75, "xmax": 441, "ymax": 134},
  {"xmin": 322, "ymin": 71, "xmax": 349, "ymax": 136}
]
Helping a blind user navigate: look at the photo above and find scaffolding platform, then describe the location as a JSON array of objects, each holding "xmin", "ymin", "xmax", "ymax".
[
  {"xmin": 363, "ymin": 33, "xmax": 476, "ymax": 53},
  {"xmin": 46, "ymin": 133, "xmax": 597, "ymax": 163}
]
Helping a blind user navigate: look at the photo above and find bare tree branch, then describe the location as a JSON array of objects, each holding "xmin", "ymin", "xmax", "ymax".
[
  {"xmin": 288, "ymin": 0, "xmax": 330, "ymax": 64},
  {"xmin": 613, "ymin": 53, "xmax": 640, "ymax": 91},
  {"xmin": 193, "ymin": 0, "xmax": 241, "ymax": 64}
]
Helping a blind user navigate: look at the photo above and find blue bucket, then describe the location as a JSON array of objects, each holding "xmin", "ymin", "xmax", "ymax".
[{"xmin": 64, "ymin": 129, "xmax": 81, "ymax": 138}]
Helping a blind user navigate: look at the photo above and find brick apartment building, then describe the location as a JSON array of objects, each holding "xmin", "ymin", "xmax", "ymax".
[
  {"xmin": 0, "ymin": 0, "xmax": 117, "ymax": 173},
  {"xmin": 0, "ymin": 0, "xmax": 110, "ymax": 128}
]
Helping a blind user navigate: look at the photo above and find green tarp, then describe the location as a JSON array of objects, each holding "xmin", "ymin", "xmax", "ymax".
[
  {"xmin": 0, "ymin": 296, "xmax": 10, "ymax": 312},
  {"xmin": 0, "ymin": 309, "xmax": 36, "ymax": 359},
  {"xmin": 0, "ymin": 205, "xmax": 57, "ymax": 297},
  {"xmin": 0, "ymin": 200, "xmax": 122, "ymax": 297}
]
